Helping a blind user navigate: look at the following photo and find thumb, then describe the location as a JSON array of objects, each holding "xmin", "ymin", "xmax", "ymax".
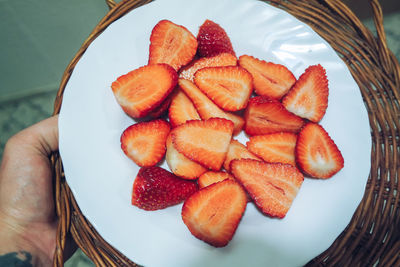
[
  {"xmin": 21, "ymin": 115, "xmax": 59, "ymax": 157},
  {"xmin": 4, "ymin": 115, "xmax": 59, "ymax": 160},
  {"xmin": 0, "ymin": 115, "xmax": 59, "ymax": 220}
]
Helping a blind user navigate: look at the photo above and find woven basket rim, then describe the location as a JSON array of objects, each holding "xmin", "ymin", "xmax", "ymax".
[{"xmin": 52, "ymin": 0, "xmax": 400, "ymax": 266}]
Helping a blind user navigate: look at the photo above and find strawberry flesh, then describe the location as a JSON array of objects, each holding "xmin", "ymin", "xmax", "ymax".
[
  {"xmin": 165, "ymin": 134, "xmax": 207, "ymax": 180},
  {"xmin": 247, "ymin": 132, "xmax": 297, "ymax": 166},
  {"xmin": 231, "ymin": 159, "xmax": 304, "ymax": 218},
  {"xmin": 282, "ymin": 64, "xmax": 329, "ymax": 122},
  {"xmin": 181, "ymin": 179, "xmax": 247, "ymax": 247},
  {"xmin": 120, "ymin": 119, "xmax": 170, "ymax": 167},
  {"xmin": 244, "ymin": 96, "xmax": 304, "ymax": 135},
  {"xmin": 179, "ymin": 53, "xmax": 237, "ymax": 81},
  {"xmin": 148, "ymin": 91, "xmax": 174, "ymax": 118},
  {"xmin": 132, "ymin": 166, "xmax": 198, "ymax": 211},
  {"xmin": 198, "ymin": 171, "xmax": 234, "ymax": 189},
  {"xmin": 178, "ymin": 79, "xmax": 244, "ymax": 135},
  {"xmin": 149, "ymin": 20, "xmax": 198, "ymax": 71},
  {"xmin": 223, "ymin": 139, "xmax": 261, "ymax": 171},
  {"xmin": 111, "ymin": 64, "xmax": 177, "ymax": 118},
  {"xmin": 194, "ymin": 66, "xmax": 253, "ymax": 111},
  {"xmin": 171, "ymin": 118, "xmax": 234, "ymax": 170},
  {"xmin": 239, "ymin": 55, "xmax": 296, "ymax": 100},
  {"xmin": 168, "ymin": 89, "xmax": 201, "ymax": 128},
  {"xmin": 296, "ymin": 122, "xmax": 344, "ymax": 178}
]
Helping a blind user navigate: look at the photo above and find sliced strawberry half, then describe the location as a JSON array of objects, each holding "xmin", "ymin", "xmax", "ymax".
[
  {"xmin": 120, "ymin": 119, "xmax": 170, "ymax": 167},
  {"xmin": 168, "ymin": 89, "xmax": 201, "ymax": 128},
  {"xmin": 282, "ymin": 64, "xmax": 329, "ymax": 122},
  {"xmin": 198, "ymin": 171, "xmax": 234, "ymax": 189},
  {"xmin": 296, "ymin": 123, "xmax": 344, "ymax": 179},
  {"xmin": 148, "ymin": 90, "xmax": 174, "ymax": 118},
  {"xmin": 239, "ymin": 55, "xmax": 296, "ymax": 100},
  {"xmin": 179, "ymin": 53, "xmax": 237, "ymax": 81},
  {"xmin": 171, "ymin": 118, "xmax": 234, "ymax": 170},
  {"xmin": 165, "ymin": 133, "xmax": 207, "ymax": 180},
  {"xmin": 197, "ymin": 19, "xmax": 236, "ymax": 58},
  {"xmin": 181, "ymin": 179, "xmax": 247, "ymax": 247},
  {"xmin": 247, "ymin": 132, "xmax": 297, "ymax": 166},
  {"xmin": 132, "ymin": 166, "xmax": 198, "ymax": 210},
  {"xmin": 111, "ymin": 64, "xmax": 177, "ymax": 118},
  {"xmin": 231, "ymin": 159, "xmax": 304, "ymax": 218},
  {"xmin": 178, "ymin": 79, "xmax": 244, "ymax": 135},
  {"xmin": 194, "ymin": 66, "xmax": 253, "ymax": 111},
  {"xmin": 223, "ymin": 139, "xmax": 261, "ymax": 171},
  {"xmin": 244, "ymin": 96, "xmax": 304, "ymax": 136},
  {"xmin": 149, "ymin": 20, "xmax": 197, "ymax": 71}
]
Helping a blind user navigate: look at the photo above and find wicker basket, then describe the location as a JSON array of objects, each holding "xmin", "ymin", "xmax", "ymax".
[{"xmin": 52, "ymin": 0, "xmax": 400, "ymax": 266}]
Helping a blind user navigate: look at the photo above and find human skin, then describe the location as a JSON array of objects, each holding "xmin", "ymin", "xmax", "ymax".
[{"xmin": 0, "ymin": 115, "xmax": 75, "ymax": 266}]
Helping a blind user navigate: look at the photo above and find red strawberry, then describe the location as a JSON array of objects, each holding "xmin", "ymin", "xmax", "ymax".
[
  {"xmin": 149, "ymin": 20, "xmax": 198, "ymax": 71},
  {"xmin": 179, "ymin": 53, "xmax": 237, "ymax": 81},
  {"xmin": 197, "ymin": 20, "xmax": 236, "ymax": 58},
  {"xmin": 168, "ymin": 90, "xmax": 201, "ymax": 128},
  {"xmin": 194, "ymin": 66, "xmax": 253, "ymax": 111},
  {"xmin": 171, "ymin": 118, "xmax": 234, "ymax": 170},
  {"xmin": 247, "ymin": 132, "xmax": 297, "ymax": 166},
  {"xmin": 231, "ymin": 159, "xmax": 304, "ymax": 218},
  {"xmin": 223, "ymin": 139, "xmax": 261, "ymax": 171},
  {"xmin": 282, "ymin": 64, "xmax": 329, "ymax": 122},
  {"xmin": 121, "ymin": 119, "xmax": 170, "ymax": 167},
  {"xmin": 198, "ymin": 171, "xmax": 234, "ymax": 189},
  {"xmin": 181, "ymin": 179, "xmax": 247, "ymax": 247},
  {"xmin": 244, "ymin": 96, "xmax": 304, "ymax": 135},
  {"xmin": 148, "ymin": 90, "xmax": 174, "ymax": 118},
  {"xmin": 178, "ymin": 79, "xmax": 244, "ymax": 135},
  {"xmin": 165, "ymin": 134, "xmax": 207, "ymax": 180},
  {"xmin": 111, "ymin": 64, "xmax": 177, "ymax": 118},
  {"xmin": 239, "ymin": 55, "xmax": 296, "ymax": 100},
  {"xmin": 132, "ymin": 166, "xmax": 198, "ymax": 210},
  {"xmin": 296, "ymin": 123, "xmax": 344, "ymax": 178}
]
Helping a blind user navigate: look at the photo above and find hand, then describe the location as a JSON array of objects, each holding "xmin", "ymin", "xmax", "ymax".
[{"xmin": 0, "ymin": 115, "xmax": 71, "ymax": 266}]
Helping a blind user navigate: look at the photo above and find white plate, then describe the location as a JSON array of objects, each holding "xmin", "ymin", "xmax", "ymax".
[{"xmin": 59, "ymin": 0, "xmax": 371, "ymax": 266}]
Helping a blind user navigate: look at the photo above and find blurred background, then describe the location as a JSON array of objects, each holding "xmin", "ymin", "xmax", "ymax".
[{"xmin": 0, "ymin": 0, "xmax": 399, "ymax": 266}]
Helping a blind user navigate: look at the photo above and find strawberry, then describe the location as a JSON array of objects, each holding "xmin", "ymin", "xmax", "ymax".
[
  {"xmin": 244, "ymin": 96, "xmax": 304, "ymax": 136},
  {"xmin": 148, "ymin": 90, "xmax": 174, "ymax": 118},
  {"xmin": 168, "ymin": 90, "xmax": 201, "ymax": 128},
  {"xmin": 149, "ymin": 20, "xmax": 198, "ymax": 71},
  {"xmin": 165, "ymin": 134, "xmax": 207, "ymax": 180},
  {"xmin": 231, "ymin": 159, "xmax": 304, "ymax": 218},
  {"xmin": 282, "ymin": 64, "xmax": 329, "ymax": 122},
  {"xmin": 238, "ymin": 55, "xmax": 296, "ymax": 100},
  {"xmin": 171, "ymin": 118, "xmax": 234, "ymax": 170},
  {"xmin": 179, "ymin": 53, "xmax": 237, "ymax": 81},
  {"xmin": 120, "ymin": 119, "xmax": 170, "ymax": 167},
  {"xmin": 223, "ymin": 139, "xmax": 261, "ymax": 171},
  {"xmin": 194, "ymin": 66, "xmax": 253, "ymax": 111},
  {"xmin": 197, "ymin": 19, "xmax": 236, "ymax": 58},
  {"xmin": 181, "ymin": 179, "xmax": 247, "ymax": 247},
  {"xmin": 111, "ymin": 64, "xmax": 177, "ymax": 118},
  {"xmin": 247, "ymin": 132, "xmax": 297, "ymax": 166},
  {"xmin": 178, "ymin": 79, "xmax": 244, "ymax": 135},
  {"xmin": 295, "ymin": 122, "xmax": 344, "ymax": 178},
  {"xmin": 132, "ymin": 166, "xmax": 198, "ymax": 210},
  {"xmin": 198, "ymin": 171, "xmax": 234, "ymax": 189}
]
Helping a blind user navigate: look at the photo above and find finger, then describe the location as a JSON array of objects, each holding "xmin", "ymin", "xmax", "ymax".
[
  {"xmin": 7, "ymin": 115, "xmax": 59, "ymax": 158},
  {"xmin": 24, "ymin": 115, "xmax": 59, "ymax": 156},
  {"xmin": 0, "ymin": 115, "xmax": 59, "ymax": 221}
]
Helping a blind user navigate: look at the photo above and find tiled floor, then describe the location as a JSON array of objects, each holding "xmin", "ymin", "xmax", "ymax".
[{"xmin": 0, "ymin": 10, "xmax": 399, "ymax": 267}]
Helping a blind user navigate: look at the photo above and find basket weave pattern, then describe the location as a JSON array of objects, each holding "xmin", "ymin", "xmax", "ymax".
[{"xmin": 52, "ymin": 0, "xmax": 400, "ymax": 266}]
